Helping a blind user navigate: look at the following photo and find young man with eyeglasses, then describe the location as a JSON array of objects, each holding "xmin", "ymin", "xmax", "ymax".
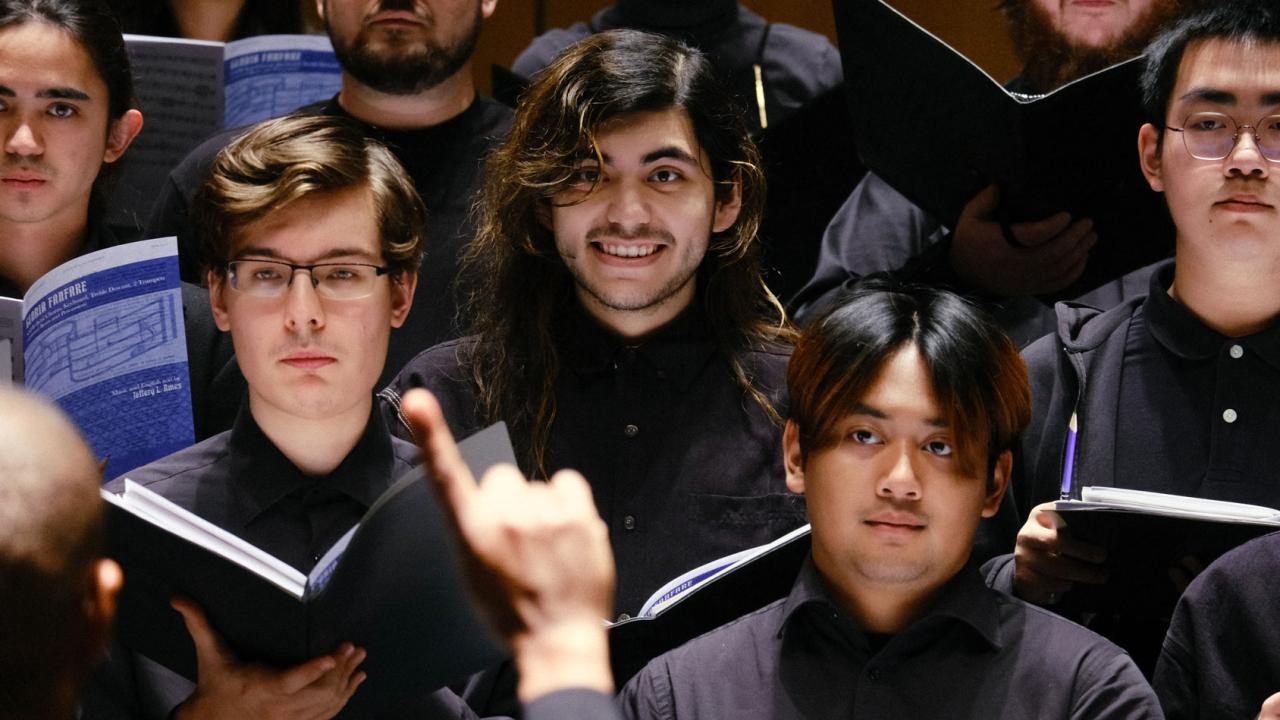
[
  {"xmin": 981, "ymin": 0, "xmax": 1280, "ymax": 669},
  {"xmin": 84, "ymin": 113, "xmax": 452, "ymax": 719}
]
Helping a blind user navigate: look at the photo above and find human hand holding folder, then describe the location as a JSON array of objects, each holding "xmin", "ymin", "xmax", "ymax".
[
  {"xmin": 170, "ymin": 597, "xmax": 365, "ymax": 720},
  {"xmin": 402, "ymin": 388, "xmax": 617, "ymax": 702},
  {"xmin": 951, "ymin": 185, "xmax": 1097, "ymax": 298},
  {"xmin": 1013, "ymin": 502, "xmax": 1109, "ymax": 606}
]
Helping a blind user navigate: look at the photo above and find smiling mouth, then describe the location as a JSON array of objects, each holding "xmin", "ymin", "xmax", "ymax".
[{"xmin": 594, "ymin": 242, "xmax": 663, "ymax": 259}]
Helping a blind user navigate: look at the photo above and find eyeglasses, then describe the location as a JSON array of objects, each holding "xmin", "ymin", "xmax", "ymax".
[
  {"xmin": 1165, "ymin": 111, "xmax": 1280, "ymax": 162},
  {"xmin": 226, "ymin": 259, "xmax": 392, "ymax": 300}
]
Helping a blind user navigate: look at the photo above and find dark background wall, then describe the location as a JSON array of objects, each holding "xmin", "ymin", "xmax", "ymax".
[{"xmin": 471, "ymin": 0, "xmax": 1022, "ymax": 93}]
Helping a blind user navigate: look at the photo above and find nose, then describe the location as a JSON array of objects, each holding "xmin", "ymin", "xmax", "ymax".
[
  {"xmin": 282, "ymin": 269, "xmax": 326, "ymax": 332},
  {"xmin": 604, "ymin": 178, "xmax": 650, "ymax": 228},
  {"xmin": 1225, "ymin": 127, "xmax": 1269, "ymax": 179},
  {"xmin": 876, "ymin": 443, "xmax": 923, "ymax": 501},
  {"xmin": 4, "ymin": 118, "xmax": 43, "ymax": 158}
]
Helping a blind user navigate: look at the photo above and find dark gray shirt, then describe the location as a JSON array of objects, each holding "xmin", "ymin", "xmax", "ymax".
[
  {"xmin": 380, "ymin": 305, "xmax": 805, "ymax": 616},
  {"xmin": 619, "ymin": 558, "xmax": 1161, "ymax": 719}
]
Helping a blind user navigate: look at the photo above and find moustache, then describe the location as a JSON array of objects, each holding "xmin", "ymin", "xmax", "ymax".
[{"xmin": 586, "ymin": 223, "xmax": 675, "ymax": 244}]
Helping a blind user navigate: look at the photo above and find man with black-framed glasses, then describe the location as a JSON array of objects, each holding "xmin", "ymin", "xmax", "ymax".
[
  {"xmin": 979, "ymin": 0, "xmax": 1280, "ymax": 676},
  {"xmin": 84, "ymin": 113, "xmax": 454, "ymax": 719}
]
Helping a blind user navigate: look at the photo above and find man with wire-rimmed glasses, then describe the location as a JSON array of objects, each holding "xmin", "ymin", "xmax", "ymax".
[
  {"xmin": 88, "ymin": 113, "xmax": 448, "ymax": 719},
  {"xmin": 979, "ymin": 0, "xmax": 1280, "ymax": 677}
]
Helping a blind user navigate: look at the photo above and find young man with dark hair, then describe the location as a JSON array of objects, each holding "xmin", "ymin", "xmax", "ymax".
[
  {"xmin": 86, "ymin": 113, "xmax": 432, "ymax": 720},
  {"xmin": 619, "ymin": 282, "xmax": 1160, "ymax": 719},
  {"xmin": 147, "ymin": 0, "xmax": 511, "ymax": 387},
  {"xmin": 383, "ymin": 29, "xmax": 804, "ymax": 616},
  {"xmin": 794, "ymin": 0, "xmax": 1198, "ymax": 346},
  {"xmin": 0, "ymin": 388, "xmax": 121, "ymax": 720},
  {"xmin": 0, "ymin": 0, "xmax": 240, "ymax": 440},
  {"xmin": 986, "ymin": 0, "xmax": 1280, "ymax": 663}
]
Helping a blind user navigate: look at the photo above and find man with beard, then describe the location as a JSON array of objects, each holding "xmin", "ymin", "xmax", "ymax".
[
  {"xmin": 146, "ymin": 0, "xmax": 511, "ymax": 387},
  {"xmin": 793, "ymin": 0, "xmax": 1192, "ymax": 347}
]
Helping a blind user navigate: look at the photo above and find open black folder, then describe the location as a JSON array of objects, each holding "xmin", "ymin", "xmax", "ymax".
[
  {"xmin": 609, "ymin": 525, "xmax": 811, "ymax": 685},
  {"xmin": 103, "ymin": 424, "xmax": 513, "ymax": 718},
  {"xmin": 1054, "ymin": 488, "xmax": 1280, "ymax": 617},
  {"xmin": 833, "ymin": 0, "xmax": 1174, "ymax": 295}
]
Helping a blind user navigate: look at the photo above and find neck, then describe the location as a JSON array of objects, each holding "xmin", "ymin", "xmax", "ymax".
[
  {"xmin": 0, "ymin": 214, "xmax": 88, "ymax": 295},
  {"xmin": 813, "ymin": 551, "xmax": 944, "ymax": 635},
  {"xmin": 337, "ymin": 64, "xmax": 475, "ymax": 130},
  {"xmin": 169, "ymin": 0, "xmax": 247, "ymax": 42},
  {"xmin": 575, "ymin": 286, "xmax": 694, "ymax": 341},
  {"xmin": 612, "ymin": 0, "xmax": 737, "ymax": 30},
  {"xmin": 1170, "ymin": 244, "xmax": 1280, "ymax": 337},
  {"xmin": 248, "ymin": 394, "xmax": 371, "ymax": 476}
]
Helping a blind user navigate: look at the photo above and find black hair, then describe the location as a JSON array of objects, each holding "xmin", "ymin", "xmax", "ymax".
[{"xmin": 1141, "ymin": 0, "xmax": 1280, "ymax": 125}]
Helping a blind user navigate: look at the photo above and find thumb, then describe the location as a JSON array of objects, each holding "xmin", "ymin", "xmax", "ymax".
[
  {"xmin": 960, "ymin": 184, "xmax": 1001, "ymax": 221},
  {"xmin": 172, "ymin": 596, "xmax": 233, "ymax": 671}
]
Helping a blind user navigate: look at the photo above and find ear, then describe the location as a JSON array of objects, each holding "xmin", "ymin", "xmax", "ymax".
[
  {"xmin": 84, "ymin": 558, "xmax": 123, "ymax": 660},
  {"xmin": 981, "ymin": 450, "xmax": 1012, "ymax": 518},
  {"xmin": 782, "ymin": 420, "xmax": 806, "ymax": 495},
  {"xmin": 208, "ymin": 270, "xmax": 232, "ymax": 333},
  {"xmin": 389, "ymin": 271, "xmax": 418, "ymax": 328},
  {"xmin": 1138, "ymin": 123, "xmax": 1165, "ymax": 193},
  {"xmin": 103, "ymin": 109, "xmax": 143, "ymax": 164},
  {"xmin": 710, "ymin": 170, "xmax": 742, "ymax": 234},
  {"xmin": 481, "ymin": 0, "xmax": 498, "ymax": 19}
]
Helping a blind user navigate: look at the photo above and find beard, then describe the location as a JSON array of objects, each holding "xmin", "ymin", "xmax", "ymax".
[
  {"xmin": 327, "ymin": 0, "xmax": 483, "ymax": 96},
  {"xmin": 1005, "ymin": 0, "xmax": 1189, "ymax": 94}
]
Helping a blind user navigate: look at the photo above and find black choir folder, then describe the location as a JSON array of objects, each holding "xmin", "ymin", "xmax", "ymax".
[
  {"xmin": 103, "ymin": 423, "xmax": 514, "ymax": 718},
  {"xmin": 833, "ymin": 0, "xmax": 1173, "ymax": 293},
  {"xmin": 1054, "ymin": 487, "xmax": 1280, "ymax": 617},
  {"xmin": 609, "ymin": 524, "xmax": 811, "ymax": 685}
]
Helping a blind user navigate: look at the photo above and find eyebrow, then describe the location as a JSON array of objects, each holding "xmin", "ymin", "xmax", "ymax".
[
  {"xmin": 1177, "ymin": 88, "xmax": 1280, "ymax": 107},
  {"xmin": 587, "ymin": 146, "xmax": 702, "ymax": 166},
  {"xmin": 0, "ymin": 85, "xmax": 91, "ymax": 100},
  {"xmin": 851, "ymin": 402, "xmax": 947, "ymax": 428},
  {"xmin": 235, "ymin": 246, "xmax": 380, "ymax": 263}
]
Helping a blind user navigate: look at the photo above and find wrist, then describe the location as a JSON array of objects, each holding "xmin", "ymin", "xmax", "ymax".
[{"xmin": 512, "ymin": 619, "xmax": 613, "ymax": 702}]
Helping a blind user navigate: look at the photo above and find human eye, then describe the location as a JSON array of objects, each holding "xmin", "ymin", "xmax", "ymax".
[
  {"xmin": 568, "ymin": 164, "xmax": 601, "ymax": 187},
  {"xmin": 319, "ymin": 265, "xmax": 365, "ymax": 283},
  {"xmin": 849, "ymin": 428, "xmax": 882, "ymax": 445},
  {"xmin": 47, "ymin": 102, "xmax": 77, "ymax": 119},
  {"xmin": 649, "ymin": 167, "xmax": 683, "ymax": 183},
  {"xmin": 923, "ymin": 439, "xmax": 953, "ymax": 457},
  {"xmin": 1185, "ymin": 113, "xmax": 1229, "ymax": 132}
]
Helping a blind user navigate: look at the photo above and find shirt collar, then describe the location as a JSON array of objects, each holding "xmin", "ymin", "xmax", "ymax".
[
  {"xmin": 225, "ymin": 401, "xmax": 397, "ymax": 527},
  {"xmin": 1144, "ymin": 261, "xmax": 1280, "ymax": 371},
  {"xmin": 778, "ymin": 555, "xmax": 1002, "ymax": 652},
  {"xmin": 561, "ymin": 301, "xmax": 718, "ymax": 391}
]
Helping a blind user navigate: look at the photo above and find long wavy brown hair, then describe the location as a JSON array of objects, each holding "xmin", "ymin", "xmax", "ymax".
[{"xmin": 460, "ymin": 29, "xmax": 793, "ymax": 474}]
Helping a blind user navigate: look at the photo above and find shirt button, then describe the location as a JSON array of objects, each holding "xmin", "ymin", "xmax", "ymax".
[
  {"xmin": 1229, "ymin": 344, "xmax": 1244, "ymax": 359},
  {"xmin": 616, "ymin": 612, "xmax": 631, "ymax": 622},
  {"xmin": 623, "ymin": 515, "xmax": 636, "ymax": 530},
  {"xmin": 623, "ymin": 423, "xmax": 639, "ymax": 438},
  {"xmin": 1223, "ymin": 408, "xmax": 1238, "ymax": 423},
  {"xmin": 868, "ymin": 667, "xmax": 883, "ymax": 682}
]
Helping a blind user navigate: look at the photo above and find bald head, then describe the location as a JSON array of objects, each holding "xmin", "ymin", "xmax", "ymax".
[{"xmin": 0, "ymin": 388, "xmax": 113, "ymax": 720}]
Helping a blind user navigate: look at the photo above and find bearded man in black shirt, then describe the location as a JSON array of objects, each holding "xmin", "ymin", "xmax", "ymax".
[
  {"xmin": 382, "ymin": 29, "xmax": 804, "ymax": 617},
  {"xmin": 147, "ymin": 0, "xmax": 512, "ymax": 387}
]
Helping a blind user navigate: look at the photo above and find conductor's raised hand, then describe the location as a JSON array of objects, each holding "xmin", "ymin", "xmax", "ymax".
[
  {"xmin": 401, "ymin": 388, "xmax": 615, "ymax": 701},
  {"xmin": 170, "ymin": 596, "xmax": 366, "ymax": 720},
  {"xmin": 950, "ymin": 184, "xmax": 1097, "ymax": 297}
]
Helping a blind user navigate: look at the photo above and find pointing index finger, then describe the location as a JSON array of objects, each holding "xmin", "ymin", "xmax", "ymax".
[{"xmin": 401, "ymin": 388, "xmax": 477, "ymax": 522}]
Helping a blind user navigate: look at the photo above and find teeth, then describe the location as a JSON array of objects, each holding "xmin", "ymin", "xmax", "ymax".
[{"xmin": 601, "ymin": 244, "xmax": 658, "ymax": 258}]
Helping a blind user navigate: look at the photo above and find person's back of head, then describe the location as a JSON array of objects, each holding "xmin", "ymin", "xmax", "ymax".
[{"xmin": 0, "ymin": 388, "xmax": 120, "ymax": 720}]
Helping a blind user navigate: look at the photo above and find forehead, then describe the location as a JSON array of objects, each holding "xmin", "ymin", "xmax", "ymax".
[
  {"xmin": 1169, "ymin": 38, "xmax": 1280, "ymax": 114},
  {"xmin": 592, "ymin": 108, "xmax": 707, "ymax": 163},
  {"xmin": 232, "ymin": 186, "xmax": 382, "ymax": 260},
  {"xmin": 855, "ymin": 345, "xmax": 943, "ymax": 420},
  {"xmin": 0, "ymin": 20, "xmax": 102, "ymax": 92}
]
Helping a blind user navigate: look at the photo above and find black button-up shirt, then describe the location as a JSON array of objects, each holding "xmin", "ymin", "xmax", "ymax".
[
  {"xmin": 383, "ymin": 305, "xmax": 805, "ymax": 614},
  {"xmin": 1113, "ymin": 264, "xmax": 1280, "ymax": 504},
  {"xmin": 619, "ymin": 557, "xmax": 1161, "ymax": 719}
]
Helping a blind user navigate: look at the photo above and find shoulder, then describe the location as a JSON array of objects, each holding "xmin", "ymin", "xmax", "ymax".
[
  {"xmin": 468, "ymin": 95, "xmax": 514, "ymax": 137},
  {"xmin": 761, "ymin": 21, "xmax": 842, "ymax": 82},
  {"xmin": 388, "ymin": 336, "xmax": 478, "ymax": 393},
  {"xmin": 105, "ymin": 431, "xmax": 232, "ymax": 494},
  {"xmin": 512, "ymin": 23, "xmax": 593, "ymax": 77}
]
